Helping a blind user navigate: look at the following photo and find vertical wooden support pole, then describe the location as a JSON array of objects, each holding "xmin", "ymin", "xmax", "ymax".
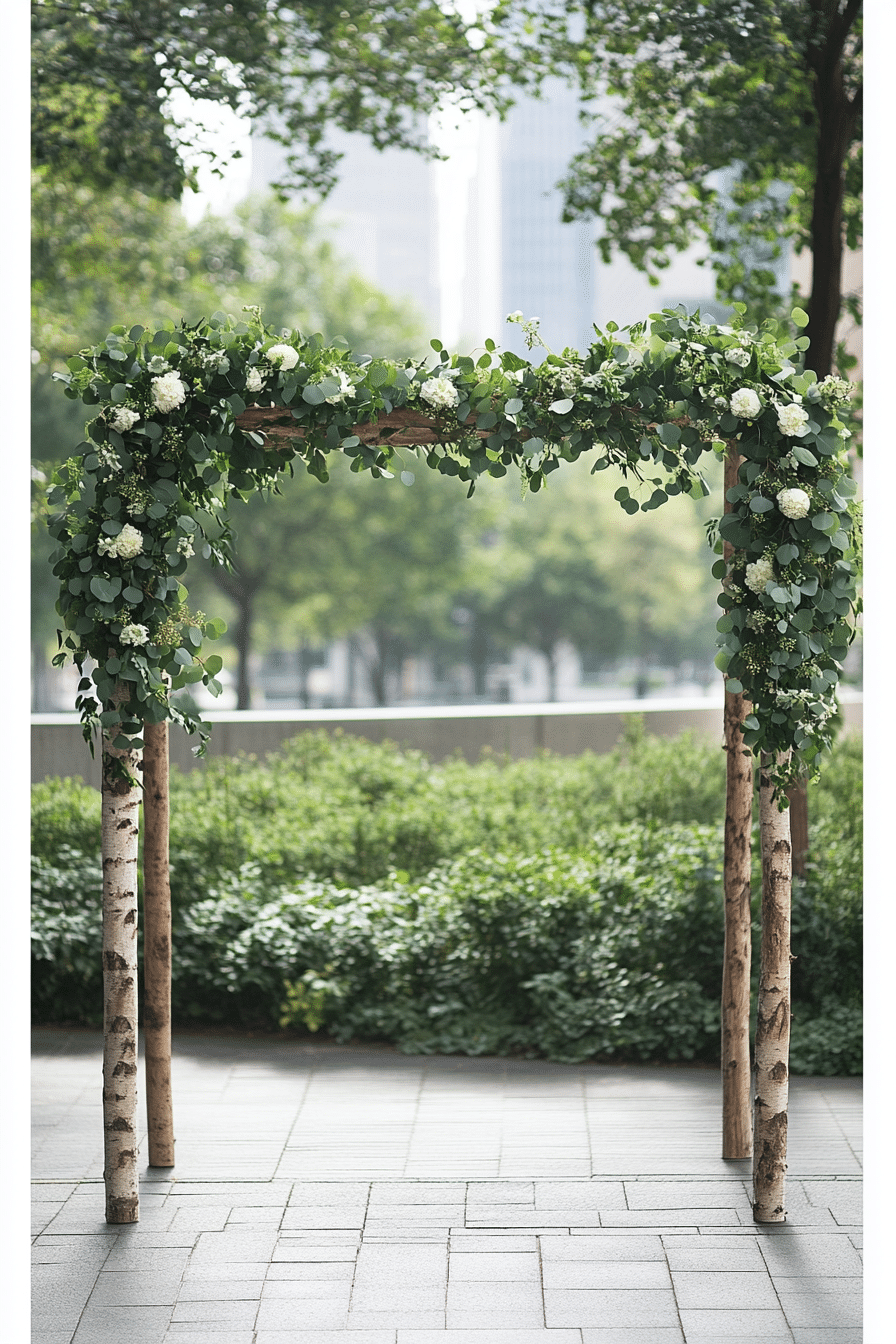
[
  {"xmin": 143, "ymin": 719, "xmax": 175, "ymax": 1167},
  {"xmin": 101, "ymin": 728, "xmax": 141, "ymax": 1223},
  {"xmin": 753, "ymin": 752, "xmax": 793, "ymax": 1222},
  {"xmin": 721, "ymin": 447, "xmax": 754, "ymax": 1158}
]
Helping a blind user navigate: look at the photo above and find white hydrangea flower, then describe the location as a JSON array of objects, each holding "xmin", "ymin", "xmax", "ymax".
[
  {"xmin": 120, "ymin": 623, "xmax": 150, "ymax": 646},
  {"xmin": 151, "ymin": 371, "xmax": 188, "ymax": 413},
  {"xmin": 725, "ymin": 348, "xmax": 751, "ymax": 368},
  {"xmin": 730, "ymin": 388, "xmax": 762, "ymax": 419},
  {"xmin": 266, "ymin": 343, "xmax": 300, "ymax": 371},
  {"xmin": 176, "ymin": 536, "xmax": 195, "ymax": 558},
  {"xmin": 777, "ymin": 487, "xmax": 811, "ymax": 519},
  {"xmin": 324, "ymin": 369, "xmax": 356, "ymax": 405},
  {"xmin": 245, "ymin": 367, "xmax": 264, "ymax": 393},
  {"xmin": 745, "ymin": 555, "xmax": 775, "ymax": 594},
  {"xmin": 97, "ymin": 523, "xmax": 144, "ymax": 561},
  {"xmin": 420, "ymin": 377, "xmax": 461, "ymax": 410},
  {"xmin": 108, "ymin": 405, "xmax": 140, "ymax": 432},
  {"xmin": 776, "ymin": 401, "xmax": 810, "ymax": 437}
]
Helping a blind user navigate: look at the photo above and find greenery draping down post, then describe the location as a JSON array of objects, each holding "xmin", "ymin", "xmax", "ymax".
[{"xmin": 47, "ymin": 306, "xmax": 860, "ymax": 1224}]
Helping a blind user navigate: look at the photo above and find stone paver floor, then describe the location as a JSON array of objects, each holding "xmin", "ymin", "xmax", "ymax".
[{"xmin": 32, "ymin": 1028, "xmax": 862, "ymax": 1343}]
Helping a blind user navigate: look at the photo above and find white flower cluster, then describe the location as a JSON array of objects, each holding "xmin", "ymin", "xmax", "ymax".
[
  {"xmin": 147, "ymin": 356, "xmax": 170, "ymax": 374},
  {"xmin": 266, "ymin": 343, "xmax": 300, "ymax": 371},
  {"xmin": 199, "ymin": 350, "xmax": 229, "ymax": 374},
  {"xmin": 324, "ymin": 369, "xmax": 356, "ymax": 405},
  {"xmin": 245, "ymin": 367, "xmax": 265, "ymax": 394},
  {"xmin": 96, "ymin": 444, "xmax": 122, "ymax": 472},
  {"xmin": 776, "ymin": 401, "xmax": 810, "ymax": 437},
  {"xmin": 151, "ymin": 371, "xmax": 188, "ymax": 413},
  {"xmin": 176, "ymin": 536, "xmax": 195, "ymax": 558},
  {"xmin": 97, "ymin": 524, "xmax": 144, "ymax": 561},
  {"xmin": 777, "ymin": 487, "xmax": 811, "ymax": 519},
  {"xmin": 816, "ymin": 374, "xmax": 852, "ymax": 406},
  {"xmin": 108, "ymin": 405, "xmax": 140, "ymax": 433},
  {"xmin": 725, "ymin": 348, "xmax": 751, "ymax": 368},
  {"xmin": 420, "ymin": 377, "xmax": 460, "ymax": 410},
  {"xmin": 119, "ymin": 623, "xmax": 150, "ymax": 647},
  {"xmin": 745, "ymin": 555, "xmax": 775, "ymax": 594},
  {"xmin": 730, "ymin": 388, "xmax": 762, "ymax": 419}
]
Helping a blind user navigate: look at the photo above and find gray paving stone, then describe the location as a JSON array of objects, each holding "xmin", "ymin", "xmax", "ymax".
[
  {"xmin": 176, "ymin": 1279, "xmax": 265, "ymax": 1301},
  {"xmin": 543, "ymin": 1260, "xmax": 672, "ymax": 1290},
  {"xmin": 352, "ymin": 1285, "xmax": 446, "ymax": 1312},
  {"xmin": 72, "ymin": 1304, "xmax": 174, "ymax": 1343},
  {"xmin": 400, "ymin": 1334, "xmax": 581, "ymax": 1344},
  {"xmin": 624, "ymin": 1182, "xmax": 752, "ymax": 1210},
  {"xmin": 449, "ymin": 1233, "xmax": 539, "ymax": 1252},
  {"xmin": 101, "ymin": 1247, "xmax": 191, "ymax": 1272},
  {"xmin": 171, "ymin": 1300, "xmax": 259, "ymax": 1325},
  {"xmin": 348, "ymin": 1312, "xmax": 446, "ymax": 1330},
  {"xmin": 265, "ymin": 1262, "xmax": 356, "ymax": 1280},
  {"xmin": 757, "ymin": 1234, "xmax": 863, "ymax": 1276},
  {"xmin": 540, "ymin": 1234, "xmax": 665, "ymax": 1260},
  {"xmin": 256, "ymin": 1335, "xmax": 394, "ymax": 1344},
  {"xmin": 449, "ymin": 1251, "xmax": 541, "ymax": 1282},
  {"xmin": 671, "ymin": 1269, "xmax": 780, "ymax": 1310},
  {"xmin": 544, "ymin": 1288, "xmax": 679, "ymax": 1328},
  {"xmin": 255, "ymin": 1298, "xmax": 348, "ymax": 1329},
  {"xmin": 163, "ymin": 1333, "xmax": 254, "ymax": 1343},
  {"xmin": 788, "ymin": 1332, "xmax": 863, "ymax": 1344},
  {"xmin": 87, "ymin": 1270, "xmax": 185, "ymax": 1306},
  {"xmin": 261, "ymin": 1278, "xmax": 352, "ymax": 1300},
  {"xmin": 580, "ymin": 1331, "xmax": 685, "ymax": 1344},
  {"xmin": 779, "ymin": 1293, "xmax": 862, "ymax": 1328},
  {"xmin": 662, "ymin": 1244, "xmax": 766, "ymax": 1271},
  {"xmin": 677, "ymin": 1308, "xmax": 792, "ymax": 1336}
]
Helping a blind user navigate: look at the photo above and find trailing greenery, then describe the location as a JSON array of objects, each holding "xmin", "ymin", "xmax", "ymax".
[
  {"xmin": 47, "ymin": 305, "xmax": 859, "ymax": 791},
  {"xmin": 31, "ymin": 729, "xmax": 862, "ymax": 1072}
]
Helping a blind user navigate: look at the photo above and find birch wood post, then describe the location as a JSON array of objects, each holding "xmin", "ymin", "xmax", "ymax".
[
  {"xmin": 753, "ymin": 752, "xmax": 793, "ymax": 1222},
  {"xmin": 101, "ymin": 725, "xmax": 142, "ymax": 1224},
  {"xmin": 721, "ymin": 447, "xmax": 754, "ymax": 1158},
  {"xmin": 142, "ymin": 719, "xmax": 175, "ymax": 1167}
]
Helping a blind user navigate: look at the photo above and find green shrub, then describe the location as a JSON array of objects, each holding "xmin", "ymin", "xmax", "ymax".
[{"xmin": 30, "ymin": 725, "xmax": 861, "ymax": 1072}]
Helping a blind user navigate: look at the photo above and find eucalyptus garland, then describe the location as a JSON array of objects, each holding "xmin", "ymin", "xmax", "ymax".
[{"xmin": 48, "ymin": 305, "xmax": 859, "ymax": 791}]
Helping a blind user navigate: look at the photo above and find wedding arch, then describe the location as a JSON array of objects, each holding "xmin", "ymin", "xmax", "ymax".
[{"xmin": 48, "ymin": 304, "xmax": 859, "ymax": 1226}]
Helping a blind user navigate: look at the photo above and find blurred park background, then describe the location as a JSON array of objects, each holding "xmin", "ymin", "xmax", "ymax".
[{"xmin": 31, "ymin": 2, "xmax": 863, "ymax": 715}]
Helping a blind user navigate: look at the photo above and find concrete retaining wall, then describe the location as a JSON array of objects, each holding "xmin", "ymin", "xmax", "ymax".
[{"xmin": 31, "ymin": 694, "xmax": 863, "ymax": 788}]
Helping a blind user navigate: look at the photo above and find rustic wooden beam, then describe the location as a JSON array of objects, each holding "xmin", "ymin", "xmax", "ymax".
[{"xmin": 235, "ymin": 404, "xmax": 496, "ymax": 447}]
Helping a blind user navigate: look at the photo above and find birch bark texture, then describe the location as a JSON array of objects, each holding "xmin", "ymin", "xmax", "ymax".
[
  {"xmin": 101, "ymin": 726, "xmax": 141, "ymax": 1224},
  {"xmin": 721, "ymin": 447, "xmax": 754, "ymax": 1159},
  {"xmin": 142, "ymin": 719, "xmax": 175, "ymax": 1167},
  {"xmin": 752, "ymin": 752, "xmax": 793, "ymax": 1223}
]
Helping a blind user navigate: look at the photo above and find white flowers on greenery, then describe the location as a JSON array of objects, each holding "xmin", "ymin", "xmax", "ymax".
[
  {"xmin": 324, "ymin": 369, "xmax": 356, "ymax": 405},
  {"xmin": 108, "ymin": 405, "xmax": 140, "ymax": 433},
  {"xmin": 97, "ymin": 524, "xmax": 144, "ymax": 560},
  {"xmin": 725, "ymin": 347, "xmax": 751, "ymax": 368},
  {"xmin": 147, "ymin": 356, "xmax": 170, "ymax": 374},
  {"xmin": 506, "ymin": 311, "xmax": 543, "ymax": 349},
  {"xmin": 420, "ymin": 377, "xmax": 460, "ymax": 410},
  {"xmin": 266, "ymin": 343, "xmax": 300, "ymax": 371},
  {"xmin": 245, "ymin": 367, "xmax": 264, "ymax": 394},
  {"xmin": 151, "ymin": 371, "xmax": 188, "ymax": 413},
  {"xmin": 745, "ymin": 555, "xmax": 775, "ymax": 594},
  {"xmin": 119, "ymin": 623, "xmax": 150, "ymax": 647},
  {"xmin": 730, "ymin": 388, "xmax": 762, "ymax": 419},
  {"xmin": 776, "ymin": 401, "xmax": 810, "ymax": 438},
  {"xmin": 176, "ymin": 536, "xmax": 195, "ymax": 558},
  {"xmin": 777, "ymin": 487, "xmax": 811, "ymax": 520}
]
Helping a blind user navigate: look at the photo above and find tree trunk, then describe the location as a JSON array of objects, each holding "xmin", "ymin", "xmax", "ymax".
[
  {"xmin": 544, "ymin": 647, "xmax": 558, "ymax": 702},
  {"xmin": 753, "ymin": 754, "xmax": 793, "ymax": 1223},
  {"xmin": 142, "ymin": 719, "xmax": 175, "ymax": 1168},
  {"xmin": 101, "ymin": 723, "xmax": 142, "ymax": 1224},
  {"xmin": 721, "ymin": 448, "xmax": 753, "ymax": 1158},
  {"xmin": 233, "ymin": 594, "xmax": 253, "ymax": 710}
]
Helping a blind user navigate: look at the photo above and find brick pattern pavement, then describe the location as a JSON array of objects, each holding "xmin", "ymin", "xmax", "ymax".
[{"xmin": 31, "ymin": 1031, "xmax": 862, "ymax": 1344}]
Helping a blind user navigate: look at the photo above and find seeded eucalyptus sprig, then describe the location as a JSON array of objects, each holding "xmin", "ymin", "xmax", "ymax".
[{"xmin": 49, "ymin": 305, "xmax": 859, "ymax": 791}]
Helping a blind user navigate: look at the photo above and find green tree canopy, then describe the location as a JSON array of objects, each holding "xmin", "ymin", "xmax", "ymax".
[
  {"xmin": 32, "ymin": 0, "xmax": 501, "ymax": 199},
  {"xmin": 486, "ymin": 0, "xmax": 862, "ymax": 375}
]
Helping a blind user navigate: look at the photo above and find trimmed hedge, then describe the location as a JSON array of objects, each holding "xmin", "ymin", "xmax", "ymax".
[{"xmin": 31, "ymin": 726, "xmax": 862, "ymax": 1073}]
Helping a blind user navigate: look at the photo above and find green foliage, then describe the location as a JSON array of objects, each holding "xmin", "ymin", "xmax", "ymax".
[
  {"xmin": 48, "ymin": 305, "xmax": 860, "ymax": 789},
  {"xmin": 31, "ymin": 729, "xmax": 862, "ymax": 1071},
  {"xmin": 487, "ymin": 1, "xmax": 862, "ymax": 368},
  {"xmin": 33, "ymin": 1, "xmax": 502, "ymax": 200}
]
